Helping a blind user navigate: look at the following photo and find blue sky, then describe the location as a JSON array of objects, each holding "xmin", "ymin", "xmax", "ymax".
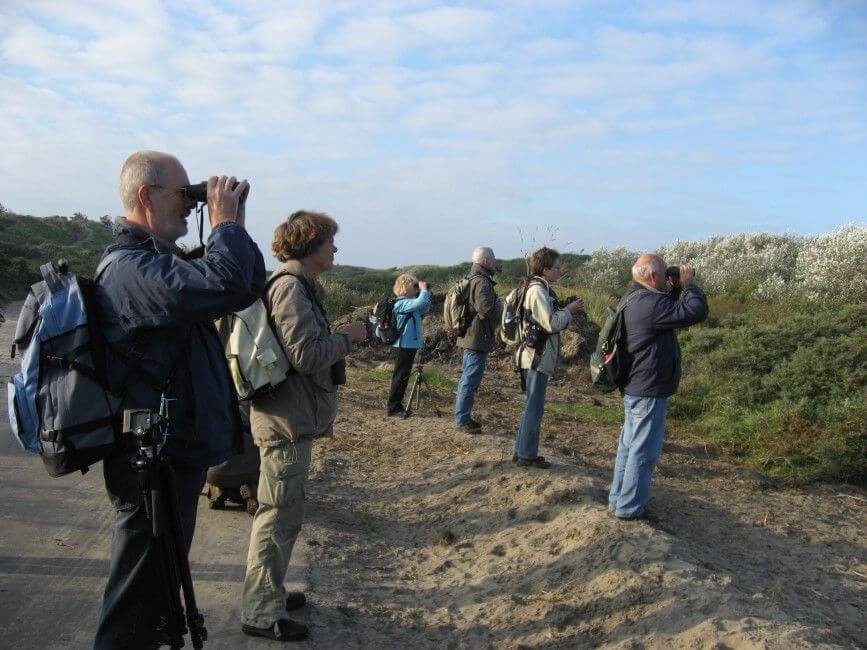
[{"xmin": 1, "ymin": 0, "xmax": 865, "ymax": 267}]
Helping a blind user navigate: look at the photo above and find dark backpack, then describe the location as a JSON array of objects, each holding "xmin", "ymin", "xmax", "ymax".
[
  {"xmin": 8, "ymin": 256, "xmax": 123, "ymax": 476},
  {"xmin": 372, "ymin": 297, "xmax": 412, "ymax": 345},
  {"xmin": 590, "ymin": 289, "xmax": 648, "ymax": 392},
  {"xmin": 501, "ymin": 277, "xmax": 549, "ymax": 350}
]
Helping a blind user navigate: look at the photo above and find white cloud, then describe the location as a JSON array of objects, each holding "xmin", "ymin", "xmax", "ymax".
[{"xmin": 0, "ymin": 0, "xmax": 864, "ymax": 265}]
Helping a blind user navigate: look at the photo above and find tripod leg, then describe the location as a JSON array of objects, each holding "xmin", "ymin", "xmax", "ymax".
[
  {"xmin": 149, "ymin": 466, "xmax": 187, "ymax": 648},
  {"xmin": 162, "ymin": 465, "xmax": 208, "ymax": 648},
  {"xmin": 403, "ymin": 372, "xmax": 420, "ymax": 419}
]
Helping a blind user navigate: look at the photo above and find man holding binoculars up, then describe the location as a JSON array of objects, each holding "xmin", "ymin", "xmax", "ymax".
[{"xmin": 92, "ymin": 151, "xmax": 265, "ymax": 648}]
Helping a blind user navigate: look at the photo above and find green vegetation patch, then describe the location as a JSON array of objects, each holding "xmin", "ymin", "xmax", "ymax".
[
  {"xmin": 0, "ymin": 209, "xmax": 113, "ymax": 301},
  {"xmin": 547, "ymin": 401, "xmax": 623, "ymax": 424},
  {"xmin": 357, "ymin": 365, "xmax": 457, "ymax": 390},
  {"xmin": 672, "ymin": 302, "xmax": 867, "ymax": 485}
]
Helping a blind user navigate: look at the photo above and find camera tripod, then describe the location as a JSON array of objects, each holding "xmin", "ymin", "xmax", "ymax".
[
  {"xmin": 126, "ymin": 396, "xmax": 208, "ymax": 649},
  {"xmin": 403, "ymin": 363, "xmax": 442, "ymax": 419}
]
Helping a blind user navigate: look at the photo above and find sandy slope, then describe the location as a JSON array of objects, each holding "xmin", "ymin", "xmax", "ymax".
[{"xmin": 297, "ymin": 366, "xmax": 866, "ymax": 648}]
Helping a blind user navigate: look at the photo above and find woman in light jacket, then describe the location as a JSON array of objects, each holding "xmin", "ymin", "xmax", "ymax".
[
  {"xmin": 387, "ymin": 273, "xmax": 431, "ymax": 416},
  {"xmin": 241, "ymin": 211, "xmax": 366, "ymax": 642},
  {"xmin": 514, "ymin": 247, "xmax": 584, "ymax": 468}
]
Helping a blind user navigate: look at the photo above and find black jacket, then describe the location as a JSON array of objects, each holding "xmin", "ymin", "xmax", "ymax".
[
  {"xmin": 95, "ymin": 218, "xmax": 266, "ymax": 467},
  {"xmin": 621, "ymin": 282, "xmax": 708, "ymax": 398}
]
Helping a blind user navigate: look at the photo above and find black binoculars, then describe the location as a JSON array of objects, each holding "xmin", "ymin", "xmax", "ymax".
[{"xmin": 179, "ymin": 180, "xmax": 245, "ymax": 204}]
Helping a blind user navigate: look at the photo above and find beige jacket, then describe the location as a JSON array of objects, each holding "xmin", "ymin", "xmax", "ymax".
[
  {"xmin": 250, "ymin": 260, "xmax": 351, "ymax": 445},
  {"xmin": 515, "ymin": 276, "xmax": 572, "ymax": 376}
]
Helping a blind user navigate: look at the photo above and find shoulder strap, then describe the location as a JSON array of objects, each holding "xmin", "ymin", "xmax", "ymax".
[
  {"xmin": 274, "ymin": 272, "xmax": 331, "ymax": 328},
  {"xmin": 616, "ymin": 287, "xmax": 651, "ymax": 315},
  {"xmin": 95, "ymin": 249, "xmax": 129, "ymax": 281}
]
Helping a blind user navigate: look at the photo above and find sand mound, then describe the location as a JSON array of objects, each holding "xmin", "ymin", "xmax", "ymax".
[{"xmin": 293, "ymin": 368, "xmax": 862, "ymax": 648}]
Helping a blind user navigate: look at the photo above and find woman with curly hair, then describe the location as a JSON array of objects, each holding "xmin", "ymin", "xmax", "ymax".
[
  {"xmin": 387, "ymin": 273, "xmax": 431, "ymax": 416},
  {"xmin": 241, "ymin": 210, "xmax": 366, "ymax": 642}
]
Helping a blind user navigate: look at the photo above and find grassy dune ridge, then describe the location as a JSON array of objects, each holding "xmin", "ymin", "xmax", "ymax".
[{"xmin": 1, "ymin": 209, "xmax": 864, "ymax": 485}]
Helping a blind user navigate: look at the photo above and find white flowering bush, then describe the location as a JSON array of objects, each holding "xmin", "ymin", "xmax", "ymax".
[
  {"xmin": 795, "ymin": 224, "xmax": 867, "ymax": 305},
  {"xmin": 579, "ymin": 225, "xmax": 866, "ymax": 304},
  {"xmin": 580, "ymin": 247, "xmax": 636, "ymax": 293},
  {"xmin": 754, "ymin": 273, "xmax": 790, "ymax": 301},
  {"xmin": 658, "ymin": 233, "xmax": 803, "ymax": 295}
]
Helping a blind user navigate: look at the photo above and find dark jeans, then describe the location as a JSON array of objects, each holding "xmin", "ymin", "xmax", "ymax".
[
  {"xmin": 94, "ymin": 447, "xmax": 208, "ymax": 650},
  {"xmin": 388, "ymin": 347, "xmax": 418, "ymax": 413}
]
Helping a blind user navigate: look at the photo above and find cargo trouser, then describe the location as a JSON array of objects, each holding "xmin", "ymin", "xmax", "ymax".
[{"xmin": 241, "ymin": 438, "xmax": 313, "ymax": 628}]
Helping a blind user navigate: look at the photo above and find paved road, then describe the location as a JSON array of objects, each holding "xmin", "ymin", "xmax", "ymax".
[{"xmin": 0, "ymin": 305, "xmax": 310, "ymax": 649}]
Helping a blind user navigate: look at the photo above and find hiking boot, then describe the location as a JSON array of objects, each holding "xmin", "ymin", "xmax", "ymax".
[
  {"xmin": 285, "ymin": 591, "xmax": 307, "ymax": 612},
  {"xmin": 242, "ymin": 619, "xmax": 309, "ymax": 642},
  {"xmin": 457, "ymin": 419, "xmax": 482, "ymax": 434},
  {"xmin": 387, "ymin": 405, "xmax": 405, "ymax": 417},
  {"xmin": 614, "ymin": 508, "xmax": 658, "ymax": 524},
  {"xmin": 515, "ymin": 455, "xmax": 551, "ymax": 469}
]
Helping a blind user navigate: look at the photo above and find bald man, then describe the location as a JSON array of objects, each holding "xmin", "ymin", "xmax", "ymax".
[
  {"xmin": 608, "ymin": 254, "xmax": 708, "ymax": 521},
  {"xmin": 454, "ymin": 246, "xmax": 503, "ymax": 433},
  {"xmin": 94, "ymin": 151, "xmax": 265, "ymax": 647}
]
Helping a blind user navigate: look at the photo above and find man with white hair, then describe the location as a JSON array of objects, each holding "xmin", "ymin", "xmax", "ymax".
[
  {"xmin": 454, "ymin": 246, "xmax": 502, "ymax": 433},
  {"xmin": 93, "ymin": 151, "xmax": 265, "ymax": 647},
  {"xmin": 608, "ymin": 253, "xmax": 708, "ymax": 521}
]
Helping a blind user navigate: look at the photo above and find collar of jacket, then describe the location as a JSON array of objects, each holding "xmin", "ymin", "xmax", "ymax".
[
  {"xmin": 112, "ymin": 216, "xmax": 183, "ymax": 255},
  {"xmin": 631, "ymin": 280, "xmax": 665, "ymax": 294},
  {"xmin": 470, "ymin": 263, "xmax": 497, "ymax": 284},
  {"xmin": 530, "ymin": 274, "xmax": 551, "ymax": 291},
  {"xmin": 275, "ymin": 259, "xmax": 326, "ymax": 301}
]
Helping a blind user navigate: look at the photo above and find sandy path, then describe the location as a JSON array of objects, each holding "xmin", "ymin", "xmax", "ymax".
[{"xmin": 296, "ymin": 366, "xmax": 866, "ymax": 648}]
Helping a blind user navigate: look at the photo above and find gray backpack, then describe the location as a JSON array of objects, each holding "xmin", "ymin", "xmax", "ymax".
[{"xmin": 8, "ymin": 257, "xmax": 121, "ymax": 476}]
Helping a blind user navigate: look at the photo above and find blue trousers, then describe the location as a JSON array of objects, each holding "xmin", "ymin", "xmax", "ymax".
[
  {"xmin": 94, "ymin": 447, "xmax": 207, "ymax": 649},
  {"xmin": 608, "ymin": 395, "xmax": 669, "ymax": 518},
  {"xmin": 514, "ymin": 369, "xmax": 549, "ymax": 459},
  {"xmin": 454, "ymin": 349, "xmax": 488, "ymax": 426}
]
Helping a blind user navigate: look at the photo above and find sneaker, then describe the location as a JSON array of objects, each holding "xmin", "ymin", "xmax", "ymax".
[
  {"xmin": 515, "ymin": 456, "xmax": 551, "ymax": 469},
  {"xmin": 285, "ymin": 591, "xmax": 307, "ymax": 612},
  {"xmin": 241, "ymin": 619, "xmax": 309, "ymax": 642}
]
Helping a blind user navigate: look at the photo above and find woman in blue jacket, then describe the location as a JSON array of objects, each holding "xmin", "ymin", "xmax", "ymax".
[{"xmin": 387, "ymin": 273, "xmax": 431, "ymax": 415}]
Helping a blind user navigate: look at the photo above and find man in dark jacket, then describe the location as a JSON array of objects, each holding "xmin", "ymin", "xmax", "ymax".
[
  {"xmin": 608, "ymin": 253, "xmax": 708, "ymax": 521},
  {"xmin": 454, "ymin": 246, "xmax": 503, "ymax": 433},
  {"xmin": 93, "ymin": 150, "xmax": 265, "ymax": 648}
]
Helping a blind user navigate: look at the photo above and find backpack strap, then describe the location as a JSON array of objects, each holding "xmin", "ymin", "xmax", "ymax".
[
  {"xmin": 40, "ymin": 263, "xmax": 65, "ymax": 295},
  {"xmin": 279, "ymin": 272, "xmax": 330, "ymax": 324},
  {"xmin": 95, "ymin": 249, "xmax": 128, "ymax": 280}
]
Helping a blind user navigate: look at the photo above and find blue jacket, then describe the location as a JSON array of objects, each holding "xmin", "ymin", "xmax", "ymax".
[
  {"xmin": 621, "ymin": 282, "xmax": 709, "ymax": 398},
  {"xmin": 95, "ymin": 218, "xmax": 266, "ymax": 467},
  {"xmin": 392, "ymin": 290, "xmax": 431, "ymax": 349}
]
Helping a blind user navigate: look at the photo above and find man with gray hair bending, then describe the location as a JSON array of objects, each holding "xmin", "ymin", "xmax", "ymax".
[
  {"xmin": 608, "ymin": 253, "xmax": 708, "ymax": 521},
  {"xmin": 454, "ymin": 246, "xmax": 503, "ymax": 433}
]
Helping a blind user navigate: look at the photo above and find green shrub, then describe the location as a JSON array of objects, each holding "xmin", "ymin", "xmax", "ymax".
[{"xmin": 673, "ymin": 303, "xmax": 867, "ymax": 484}]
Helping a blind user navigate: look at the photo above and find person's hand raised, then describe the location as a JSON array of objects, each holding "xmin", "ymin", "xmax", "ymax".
[
  {"xmin": 207, "ymin": 176, "xmax": 250, "ymax": 229},
  {"xmin": 679, "ymin": 265, "xmax": 695, "ymax": 287},
  {"xmin": 567, "ymin": 297, "xmax": 585, "ymax": 314}
]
